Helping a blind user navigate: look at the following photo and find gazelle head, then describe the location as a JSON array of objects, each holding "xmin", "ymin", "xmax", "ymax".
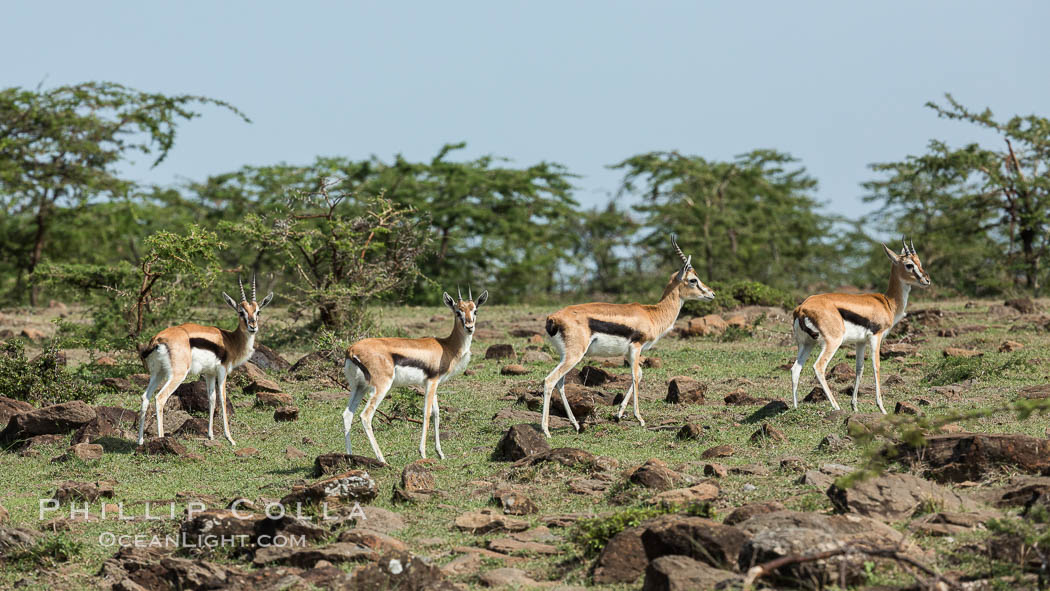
[
  {"xmin": 443, "ymin": 286, "xmax": 489, "ymax": 334},
  {"xmin": 882, "ymin": 238, "xmax": 931, "ymax": 288},
  {"xmin": 670, "ymin": 234, "xmax": 716, "ymax": 301},
  {"xmin": 223, "ymin": 274, "xmax": 275, "ymax": 334}
]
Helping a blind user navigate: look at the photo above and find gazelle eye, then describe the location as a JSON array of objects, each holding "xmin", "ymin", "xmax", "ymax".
[{"xmin": 905, "ymin": 264, "xmax": 914, "ymax": 271}]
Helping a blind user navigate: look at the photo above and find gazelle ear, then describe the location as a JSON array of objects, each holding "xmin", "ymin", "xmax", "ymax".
[
  {"xmin": 258, "ymin": 292, "xmax": 274, "ymax": 309},
  {"xmin": 222, "ymin": 292, "xmax": 239, "ymax": 311},
  {"xmin": 475, "ymin": 290, "xmax": 489, "ymax": 308},
  {"xmin": 882, "ymin": 243, "xmax": 900, "ymax": 263},
  {"xmin": 442, "ymin": 292, "xmax": 456, "ymax": 309}
]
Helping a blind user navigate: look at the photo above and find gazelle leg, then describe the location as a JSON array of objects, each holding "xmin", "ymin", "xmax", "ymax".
[
  {"xmin": 153, "ymin": 367, "xmax": 189, "ymax": 439},
  {"xmin": 852, "ymin": 342, "xmax": 867, "ymax": 412},
  {"xmin": 813, "ymin": 337, "xmax": 843, "ymax": 411},
  {"xmin": 871, "ymin": 333, "xmax": 887, "ymax": 414},
  {"xmin": 206, "ymin": 374, "xmax": 217, "ymax": 440},
  {"xmin": 217, "ymin": 367, "xmax": 235, "ymax": 445},
  {"xmin": 556, "ymin": 375, "xmax": 581, "ymax": 433},
  {"xmin": 790, "ymin": 339, "xmax": 816, "ymax": 408},
  {"xmin": 616, "ymin": 382, "xmax": 635, "ymax": 421},
  {"xmin": 629, "ymin": 343, "xmax": 645, "ymax": 426},
  {"xmin": 419, "ymin": 379, "xmax": 438, "ymax": 459},
  {"xmin": 342, "ymin": 383, "xmax": 366, "ymax": 455},
  {"xmin": 432, "ymin": 388, "xmax": 444, "ymax": 460},
  {"xmin": 542, "ymin": 350, "xmax": 584, "ymax": 438},
  {"xmin": 360, "ymin": 377, "xmax": 393, "ymax": 464},
  {"xmin": 137, "ymin": 373, "xmax": 163, "ymax": 445}
]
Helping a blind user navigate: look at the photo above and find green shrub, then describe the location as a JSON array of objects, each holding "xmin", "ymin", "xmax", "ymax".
[
  {"xmin": 570, "ymin": 506, "xmax": 671, "ymax": 557},
  {"xmin": 0, "ymin": 341, "xmax": 103, "ymax": 405},
  {"xmin": 683, "ymin": 280, "xmax": 797, "ymax": 317},
  {"xmin": 11, "ymin": 533, "xmax": 84, "ymax": 567}
]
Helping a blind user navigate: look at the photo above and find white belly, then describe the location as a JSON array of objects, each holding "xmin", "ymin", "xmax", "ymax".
[
  {"xmin": 841, "ymin": 321, "xmax": 872, "ymax": 345},
  {"xmin": 586, "ymin": 333, "xmax": 631, "ymax": 357},
  {"xmin": 189, "ymin": 348, "xmax": 222, "ymax": 376},
  {"xmin": 392, "ymin": 365, "xmax": 427, "ymax": 388}
]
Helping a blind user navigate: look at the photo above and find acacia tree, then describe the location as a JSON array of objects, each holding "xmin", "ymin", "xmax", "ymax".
[
  {"xmin": 0, "ymin": 81, "xmax": 247, "ymax": 304},
  {"xmin": 192, "ymin": 144, "xmax": 578, "ymax": 301},
  {"xmin": 231, "ymin": 180, "xmax": 429, "ymax": 331},
  {"xmin": 613, "ymin": 149, "xmax": 836, "ymax": 289},
  {"xmin": 865, "ymin": 95, "xmax": 1050, "ymax": 294}
]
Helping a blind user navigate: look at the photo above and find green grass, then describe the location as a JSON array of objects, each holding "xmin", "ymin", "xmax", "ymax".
[{"xmin": 2, "ymin": 299, "xmax": 1050, "ymax": 588}]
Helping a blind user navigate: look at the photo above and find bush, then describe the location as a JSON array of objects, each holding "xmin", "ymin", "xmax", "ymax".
[
  {"xmin": 10, "ymin": 533, "xmax": 84, "ymax": 567},
  {"xmin": 0, "ymin": 341, "xmax": 103, "ymax": 405},
  {"xmin": 684, "ymin": 280, "xmax": 797, "ymax": 316}
]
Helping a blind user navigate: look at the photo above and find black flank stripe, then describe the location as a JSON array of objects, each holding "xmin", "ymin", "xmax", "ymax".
[
  {"xmin": 391, "ymin": 353, "xmax": 438, "ymax": 380},
  {"xmin": 349, "ymin": 356, "xmax": 371, "ymax": 383},
  {"xmin": 190, "ymin": 338, "xmax": 227, "ymax": 363},
  {"xmin": 545, "ymin": 318, "xmax": 559, "ymax": 337},
  {"xmin": 588, "ymin": 318, "xmax": 644, "ymax": 342},
  {"xmin": 797, "ymin": 316, "xmax": 820, "ymax": 340},
  {"xmin": 139, "ymin": 344, "xmax": 158, "ymax": 360},
  {"xmin": 837, "ymin": 308, "xmax": 882, "ymax": 333}
]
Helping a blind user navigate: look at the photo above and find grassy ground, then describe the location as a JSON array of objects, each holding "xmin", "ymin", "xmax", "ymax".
[{"xmin": 1, "ymin": 298, "xmax": 1048, "ymax": 589}]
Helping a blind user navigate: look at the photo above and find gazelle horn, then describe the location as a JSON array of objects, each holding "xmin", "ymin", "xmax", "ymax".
[
  {"xmin": 910, "ymin": 239, "xmax": 916, "ymax": 255},
  {"xmin": 671, "ymin": 234, "xmax": 690, "ymax": 266},
  {"xmin": 458, "ymin": 285, "xmax": 463, "ymax": 301},
  {"xmin": 468, "ymin": 285, "xmax": 473, "ymax": 301},
  {"xmin": 252, "ymin": 273, "xmax": 257, "ymax": 302},
  {"xmin": 238, "ymin": 276, "xmax": 247, "ymax": 302}
]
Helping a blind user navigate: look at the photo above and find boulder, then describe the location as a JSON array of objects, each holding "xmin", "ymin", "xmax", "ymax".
[
  {"xmin": 135, "ymin": 436, "xmax": 187, "ymax": 456},
  {"xmin": 520, "ymin": 350, "xmax": 553, "ymax": 364},
  {"xmin": 314, "ymin": 453, "xmax": 388, "ymax": 476},
  {"xmin": 701, "ymin": 314, "xmax": 728, "ymax": 335},
  {"xmin": 250, "ymin": 344, "xmax": 291, "ymax": 371},
  {"xmin": 485, "ymin": 344, "xmax": 516, "ymax": 360},
  {"xmin": 744, "ymin": 400, "xmax": 789, "ymax": 423},
  {"xmin": 1000, "ymin": 340, "xmax": 1025, "ymax": 352},
  {"xmin": 52, "ymin": 480, "xmax": 114, "ymax": 503},
  {"xmin": 255, "ymin": 390, "xmax": 292, "ymax": 407},
  {"xmin": 519, "ymin": 383, "xmax": 608, "ymax": 421},
  {"xmin": 828, "ymin": 472, "xmax": 980, "ymax": 522},
  {"xmin": 640, "ymin": 514, "xmax": 748, "ymax": 570},
  {"xmin": 273, "ymin": 406, "xmax": 299, "ymax": 422},
  {"xmin": 487, "ymin": 537, "xmax": 559, "ymax": 555},
  {"xmin": 643, "ymin": 555, "xmax": 742, "ymax": 591},
  {"xmin": 252, "ymin": 541, "xmax": 375, "ymax": 567},
  {"xmin": 817, "ymin": 433, "xmax": 851, "ymax": 452},
  {"xmin": 894, "ymin": 400, "xmax": 921, "ymax": 415},
  {"xmin": 944, "ymin": 347, "xmax": 982, "ymax": 359},
  {"xmin": 881, "ymin": 343, "xmax": 917, "ymax": 358},
  {"xmin": 454, "ymin": 509, "xmax": 529, "ymax": 534},
  {"xmin": 1, "ymin": 400, "xmax": 95, "ymax": 442},
  {"xmin": 648, "ymin": 482, "xmax": 720, "ymax": 506},
  {"xmin": 492, "ymin": 488, "xmax": 538, "ymax": 515},
  {"xmin": 337, "ymin": 528, "xmax": 407, "ymax": 553},
  {"xmin": 53, "ymin": 442, "xmax": 103, "ymax": 462},
  {"xmin": 494, "ymin": 424, "xmax": 551, "ymax": 461},
  {"xmin": 501, "ymin": 364, "xmax": 528, "ymax": 376},
  {"xmin": 723, "ymin": 501, "xmax": 786, "ymax": 526},
  {"xmin": 514, "ymin": 447, "xmax": 596, "ymax": 468},
  {"xmin": 829, "ymin": 362, "xmax": 854, "ymax": 381},
  {"xmin": 173, "ymin": 380, "xmax": 234, "ymax": 416},
  {"xmin": 629, "ymin": 458, "xmax": 689, "ymax": 491},
  {"xmin": 281, "ymin": 470, "xmax": 379, "ymax": 505},
  {"xmin": 1005, "ymin": 297, "xmax": 1038, "ymax": 314},
  {"xmin": 676, "ymin": 424, "xmax": 703, "ymax": 440},
  {"xmin": 0, "ymin": 396, "xmax": 33, "ymax": 428},
  {"xmin": 593, "ymin": 527, "xmax": 648, "ymax": 584},
  {"xmin": 665, "ymin": 377, "xmax": 707, "ymax": 404},
  {"xmin": 978, "ymin": 476, "xmax": 1050, "ymax": 508},
  {"xmin": 143, "ymin": 409, "xmax": 193, "ymax": 437},
  {"xmin": 749, "ymin": 422, "xmax": 787, "ymax": 444},
  {"xmin": 724, "ymin": 390, "xmax": 766, "ymax": 405},
  {"xmin": 700, "ymin": 445, "xmax": 734, "ymax": 459},
  {"xmin": 703, "ymin": 463, "xmax": 727, "ymax": 478},
  {"xmin": 580, "ymin": 365, "xmax": 619, "ymax": 387},
  {"xmin": 349, "ymin": 552, "xmax": 457, "ymax": 590},
  {"xmin": 894, "ymin": 432, "xmax": 1050, "ymax": 482}
]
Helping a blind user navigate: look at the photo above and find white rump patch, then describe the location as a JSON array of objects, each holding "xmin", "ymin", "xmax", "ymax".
[{"xmin": 586, "ymin": 333, "xmax": 630, "ymax": 357}]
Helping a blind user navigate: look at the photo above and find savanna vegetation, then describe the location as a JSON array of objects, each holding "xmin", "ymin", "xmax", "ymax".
[{"xmin": 2, "ymin": 81, "xmax": 1050, "ymax": 590}]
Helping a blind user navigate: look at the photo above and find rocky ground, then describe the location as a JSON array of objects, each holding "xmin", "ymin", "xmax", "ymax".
[{"xmin": 1, "ymin": 298, "xmax": 1049, "ymax": 590}]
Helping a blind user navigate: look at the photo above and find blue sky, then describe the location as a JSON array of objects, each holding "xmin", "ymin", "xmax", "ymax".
[{"xmin": 4, "ymin": 2, "xmax": 1048, "ymax": 218}]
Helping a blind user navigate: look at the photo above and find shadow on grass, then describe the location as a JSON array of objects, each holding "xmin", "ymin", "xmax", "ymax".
[{"xmin": 96, "ymin": 436, "xmax": 138, "ymax": 454}]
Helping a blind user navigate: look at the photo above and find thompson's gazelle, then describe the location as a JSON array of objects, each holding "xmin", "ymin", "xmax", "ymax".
[
  {"xmin": 540, "ymin": 235, "xmax": 715, "ymax": 437},
  {"xmin": 790, "ymin": 239, "xmax": 931, "ymax": 413},
  {"xmin": 137, "ymin": 276, "xmax": 274, "ymax": 445},
  {"xmin": 342, "ymin": 288, "xmax": 488, "ymax": 463}
]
